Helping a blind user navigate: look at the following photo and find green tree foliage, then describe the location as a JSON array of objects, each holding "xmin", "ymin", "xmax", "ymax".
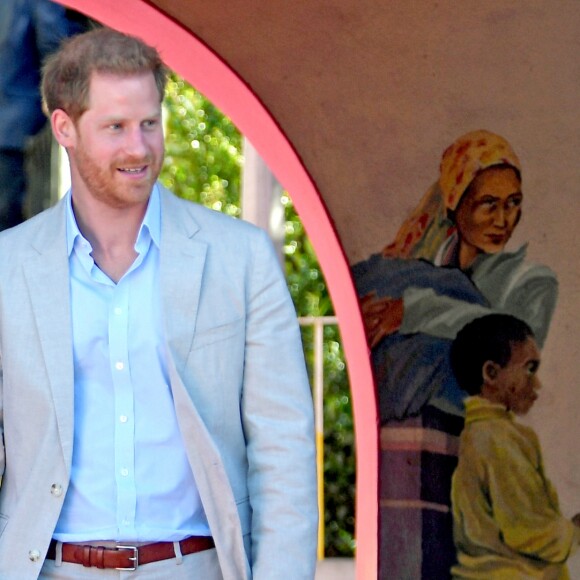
[
  {"xmin": 160, "ymin": 73, "xmax": 355, "ymax": 557},
  {"xmin": 283, "ymin": 196, "xmax": 356, "ymax": 557},
  {"xmin": 161, "ymin": 75, "xmax": 242, "ymax": 216}
]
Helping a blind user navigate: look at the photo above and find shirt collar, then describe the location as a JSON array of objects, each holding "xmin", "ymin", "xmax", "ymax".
[
  {"xmin": 65, "ymin": 184, "xmax": 162, "ymax": 256},
  {"xmin": 464, "ymin": 395, "xmax": 514, "ymax": 424},
  {"xmin": 136, "ymin": 183, "xmax": 161, "ymax": 252}
]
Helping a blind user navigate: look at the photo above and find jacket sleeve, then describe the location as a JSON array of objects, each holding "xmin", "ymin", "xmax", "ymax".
[
  {"xmin": 485, "ymin": 426, "xmax": 576, "ymax": 563},
  {"xmin": 33, "ymin": 0, "xmax": 85, "ymax": 59},
  {"xmin": 240, "ymin": 229, "xmax": 318, "ymax": 579},
  {"xmin": 0, "ymin": 348, "xmax": 4, "ymax": 484}
]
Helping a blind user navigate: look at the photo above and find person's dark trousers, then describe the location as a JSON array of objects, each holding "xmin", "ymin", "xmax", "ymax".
[{"xmin": 0, "ymin": 148, "xmax": 25, "ymax": 231}]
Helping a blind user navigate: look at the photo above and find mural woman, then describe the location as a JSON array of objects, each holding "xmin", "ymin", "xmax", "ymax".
[{"xmin": 353, "ymin": 130, "xmax": 558, "ymax": 578}]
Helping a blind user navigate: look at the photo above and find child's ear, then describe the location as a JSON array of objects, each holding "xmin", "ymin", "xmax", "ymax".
[{"xmin": 482, "ymin": 360, "xmax": 499, "ymax": 384}]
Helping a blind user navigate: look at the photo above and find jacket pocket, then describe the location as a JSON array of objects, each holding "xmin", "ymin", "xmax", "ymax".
[{"xmin": 191, "ymin": 317, "xmax": 244, "ymax": 350}]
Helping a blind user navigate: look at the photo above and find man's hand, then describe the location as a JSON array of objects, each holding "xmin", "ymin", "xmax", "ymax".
[{"xmin": 359, "ymin": 292, "xmax": 404, "ymax": 348}]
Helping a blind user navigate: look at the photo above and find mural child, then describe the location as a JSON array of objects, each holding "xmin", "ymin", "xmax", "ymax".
[
  {"xmin": 352, "ymin": 130, "xmax": 558, "ymax": 578},
  {"xmin": 449, "ymin": 314, "xmax": 580, "ymax": 579}
]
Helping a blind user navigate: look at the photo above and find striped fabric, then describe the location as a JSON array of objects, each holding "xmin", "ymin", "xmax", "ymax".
[{"xmin": 379, "ymin": 406, "xmax": 464, "ymax": 579}]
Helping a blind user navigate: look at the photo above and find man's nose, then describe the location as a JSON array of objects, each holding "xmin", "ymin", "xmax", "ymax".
[{"xmin": 124, "ymin": 128, "xmax": 148, "ymax": 156}]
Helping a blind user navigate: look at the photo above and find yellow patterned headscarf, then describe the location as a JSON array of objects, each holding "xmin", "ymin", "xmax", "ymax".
[{"xmin": 382, "ymin": 130, "xmax": 521, "ymax": 261}]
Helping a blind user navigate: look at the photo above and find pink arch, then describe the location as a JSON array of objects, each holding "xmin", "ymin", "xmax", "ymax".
[{"xmin": 56, "ymin": 1, "xmax": 378, "ymax": 576}]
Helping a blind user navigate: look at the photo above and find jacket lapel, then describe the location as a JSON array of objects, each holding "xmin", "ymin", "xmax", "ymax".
[
  {"xmin": 22, "ymin": 200, "xmax": 74, "ymax": 473},
  {"xmin": 159, "ymin": 188, "xmax": 249, "ymax": 579},
  {"xmin": 159, "ymin": 187, "xmax": 207, "ymax": 374}
]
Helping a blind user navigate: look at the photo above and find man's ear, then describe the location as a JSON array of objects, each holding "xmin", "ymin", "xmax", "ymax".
[
  {"xmin": 482, "ymin": 360, "xmax": 499, "ymax": 384},
  {"xmin": 51, "ymin": 109, "xmax": 75, "ymax": 148}
]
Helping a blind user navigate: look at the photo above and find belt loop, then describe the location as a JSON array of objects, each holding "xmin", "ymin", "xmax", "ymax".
[
  {"xmin": 55, "ymin": 541, "xmax": 63, "ymax": 567},
  {"xmin": 96, "ymin": 546, "xmax": 105, "ymax": 569},
  {"xmin": 173, "ymin": 541, "xmax": 183, "ymax": 565},
  {"xmin": 82, "ymin": 545, "xmax": 92, "ymax": 567}
]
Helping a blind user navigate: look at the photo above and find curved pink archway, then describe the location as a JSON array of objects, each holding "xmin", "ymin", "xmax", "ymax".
[{"xmin": 56, "ymin": 1, "xmax": 378, "ymax": 576}]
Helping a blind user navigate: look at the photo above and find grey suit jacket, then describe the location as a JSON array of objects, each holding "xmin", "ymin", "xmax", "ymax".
[{"xmin": 0, "ymin": 185, "xmax": 318, "ymax": 579}]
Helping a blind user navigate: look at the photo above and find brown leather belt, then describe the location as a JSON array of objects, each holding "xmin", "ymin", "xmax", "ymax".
[{"xmin": 46, "ymin": 536, "xmax": 215, "ymax": 570}]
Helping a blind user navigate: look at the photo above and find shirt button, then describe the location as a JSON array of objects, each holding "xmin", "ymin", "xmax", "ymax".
[
  {"xmin": 114, "ymin": 307, "xmax": 123, "ymax": 315},
  {"xmin": 120, "ymin": 415, "xmax": 128, "ymax": 423},
  {"xmin": 121, "ymin": 468, "xmax": 129, "ymax": 477},
  {"xmin": 50, "ymin": 483, "xmax": 63, "ymax": 497},
  {"xmin": 29, "ymin": 549, "xmax": 41, "ymax": 562},
  {"xmin": 115, "ymin": 362, "xmax": 124, "ymax": 371}
]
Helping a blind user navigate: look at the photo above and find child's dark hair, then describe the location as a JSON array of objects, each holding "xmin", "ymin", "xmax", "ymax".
[{"xmin": 450, "ymin": 314, "xmax": 534, "ymax": 395}]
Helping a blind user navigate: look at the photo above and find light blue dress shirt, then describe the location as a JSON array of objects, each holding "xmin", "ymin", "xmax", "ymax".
[{"xmin": 53, "ymin": 185, "xmax": 210, "ymax": 542}]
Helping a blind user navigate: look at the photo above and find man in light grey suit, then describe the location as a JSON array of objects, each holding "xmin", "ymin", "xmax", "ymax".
[{"xmin": 0, "ymin": 27, "xmax": 317, "ymax": 579}]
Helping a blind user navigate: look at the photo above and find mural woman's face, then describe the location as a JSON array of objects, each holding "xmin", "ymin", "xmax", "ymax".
[{"xmin": 454, "ymin": 166, "xmax": 522, "ymax": 268}]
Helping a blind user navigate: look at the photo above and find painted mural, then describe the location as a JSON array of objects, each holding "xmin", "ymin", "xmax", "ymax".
[
  {"xmin": 449, "ymin": 313, "xmax": 580, "ymax": 579},
  {"xmin": 352, "ymin": 130, "xmax": 560, "ymax": 578}
]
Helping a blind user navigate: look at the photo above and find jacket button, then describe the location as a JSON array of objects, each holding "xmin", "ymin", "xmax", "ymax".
[
  {"xmin": 29, "ymin": 549, "xmax": 41, "ymax": 562},
  {"xmin": 50, "ymin": 483, "xmax": 63, "ymax": 497}
]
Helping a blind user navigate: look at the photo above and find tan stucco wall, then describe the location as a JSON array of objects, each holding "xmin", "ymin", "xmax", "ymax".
[{"xmin": 151, "ymin": 0, "xmax": 579, "ymax": 571}]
